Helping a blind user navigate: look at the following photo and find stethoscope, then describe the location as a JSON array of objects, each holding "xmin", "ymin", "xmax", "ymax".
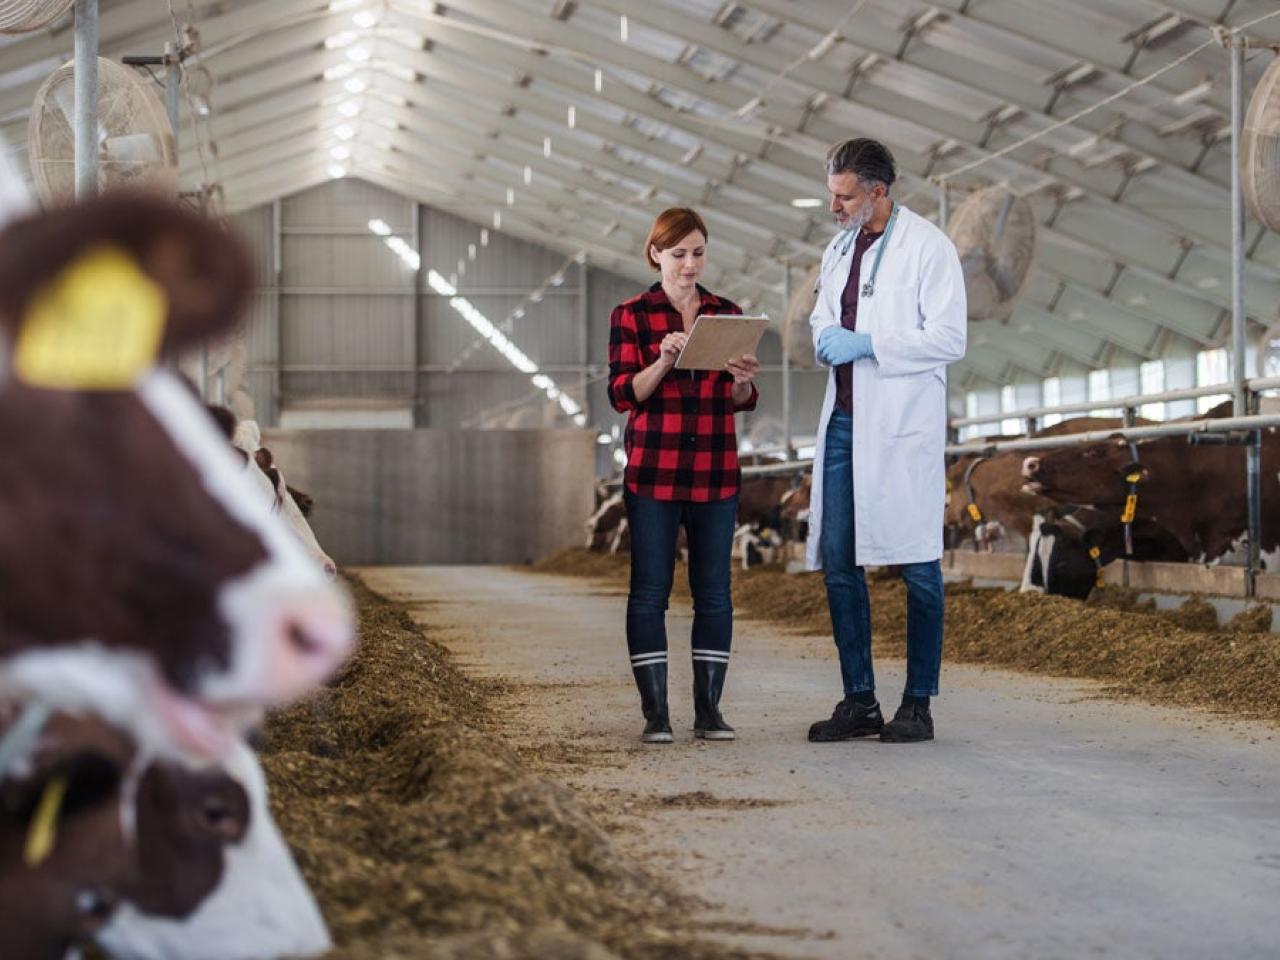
[{"xmin": 833, "ymin": 201, "xmax": 899, "ymax": 299}]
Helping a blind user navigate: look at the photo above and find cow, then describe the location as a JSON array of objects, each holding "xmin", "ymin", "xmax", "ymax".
[
  {"xmin": 231, "ymin": 420, "xmax": 337, "ymax": 579},
  {"xmin": 0, "ymin": 706, "xmax": 329, "ymax": 960},
  {"xmin": 945, "ymin": 417, "xmax": 1147, "ymax": 552},
  {"xmin": 1020, "ymin": 505, "xmax": 1190, "ymax": 598},
  {"xmin": 585, "ymin": 490, "xmax": 626, "ymax": 552},
  {"xmin": 1021, "ymin": 408, "xmax": 1280, "ymax": 568},
  {"xmin": 0, "ymin": 193, "xmax": 355, "ymax": 761}
]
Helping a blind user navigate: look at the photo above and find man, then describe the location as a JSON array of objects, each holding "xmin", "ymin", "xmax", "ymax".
[{"xmin": 804, "ymin": 138, "xmax": 967, "ymax": 744}]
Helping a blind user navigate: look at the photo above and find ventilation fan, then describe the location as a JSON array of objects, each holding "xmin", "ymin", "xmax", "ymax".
[
  {"xmin": 1243, "ymin": 52, "xmax": 1280, "ymax": 232},
  {"xmin": 28, "ymin": 56, "xmax": 177, "ymax": 205},
  {"xmin": 780, "ymin": 262, "xmax": 821, "ymax": 368},
  {"xmin": 946, "ymin": 186, "xmax": 1038, "ymax": 323},
  {"xmin": 0, "ymin": 0, "xmax": 74, "ymax": 34}
]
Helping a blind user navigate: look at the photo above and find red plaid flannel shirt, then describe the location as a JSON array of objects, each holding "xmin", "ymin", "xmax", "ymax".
[{"xmin": 607, "ymin": 283, "xmax": 759, "ymax": 502}]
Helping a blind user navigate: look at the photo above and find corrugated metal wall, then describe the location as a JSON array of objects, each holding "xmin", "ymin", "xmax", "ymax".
[{"xmin": 230, "ymin": 177, "xmax": 834, "ymax": 466}]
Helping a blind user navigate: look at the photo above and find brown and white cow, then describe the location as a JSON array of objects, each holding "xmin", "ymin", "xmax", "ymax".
[
  {"xmin": 0, "ymin": 194, "xmax": 355, "ymax": 760},
  {"xmin": 0, "ymin": 706, "xmax": 328, "ymax": 960},
  {"xmin": 1021, "ymin": 410, "xmax": 1280, "ymax": 568},
  {"xmin": 1021, "ymin": 505, "xmax": 1190, "ymax": 598},
  {"xmin": 945, "ymin": 418, "xmax": 1147, "ymax": 552}
]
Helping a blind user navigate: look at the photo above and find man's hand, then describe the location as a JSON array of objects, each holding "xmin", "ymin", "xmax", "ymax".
[{"xmin": 817, "ymin": 327, "xmax": 875, "ymax": 365}]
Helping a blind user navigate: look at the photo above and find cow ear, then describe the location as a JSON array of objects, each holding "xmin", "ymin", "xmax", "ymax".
[{"xmin": 0, "ymin": 193, "xmax": 253, "ymax": 364}]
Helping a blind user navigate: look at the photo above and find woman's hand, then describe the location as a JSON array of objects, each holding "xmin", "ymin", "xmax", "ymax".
[
  {"xmin": 725, "ymin": 354, "xmax": 759, "ymax": 385},
  {"xmin": 658, "ymin": 332, "xmax": 688, "ymax": 368}
]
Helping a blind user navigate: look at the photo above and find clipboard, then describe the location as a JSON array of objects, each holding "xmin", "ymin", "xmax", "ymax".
[{"xmin": 674, "ymin": 314, "xmax": 768, "ymax": 371}]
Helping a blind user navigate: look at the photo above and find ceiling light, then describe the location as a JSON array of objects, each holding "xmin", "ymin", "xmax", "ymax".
[
  {"xmin": 480, "ymin": 228, "xmax": 489, "ymax": 246},
  {"xmin": 324, "ymin": 63, "xmax": 356, "ymax": 80},
  {"xmin": 468, "ymin": 243, "xmax": 476, "ymax": 260},
  {"xmin": 791, "ymin": 197, "xmax": 823, "ymax": 208},
  {"xmin": 351, "ymin": 10, "xmax": 378, "ymax": 28},
  {"xmin": 620, "ymin": 14, "xmax": 628, "ymax": 42},
  {"xmin": 507, "ymin": 187, "xmax": 515, "ymax": 206},
  {"xmin": 339, "ymin": 99, "xmax": 362, "ymax": 117},
  {"xmin": 380, "ymin": 61, "xmax": 417, "ymax": 82},
  {"xmin": 346, "ymin": 45, "xmax": 371, "ymax": 62},
  {"xmin": 344, "ymin": 77, "xmax": 368, "ymax": 94},
  {"xmin": 493, "ymin": 210, "xmax": 502, "ymax": 229},
  {"xmin": 325, "ymin": 31, "xmax": 357, "ymax": 49},
  {"xmin": 330, "ymin": 145, "xmax": 351, "ymax": 160},
  {"xmin": 328, "ymin": 164, "xmax": 347, "ymax": 179},
  {"xmin": 567, "ymin": 105, "xmax": 576, "ymax": 128},
  {"xmin": 523, "ymin": 165, "xmax": 532, "ymax": 185},
  {"xmin": 594, "ymin": 68, "xmax": 603, "ymax": 93},
  {"xmin": 334, "ymin": 124, "xmax": 356, "ymax": 140},
  {"xmin": 329, "ymin": 0, "xmax": 362, "ymax": 10}
]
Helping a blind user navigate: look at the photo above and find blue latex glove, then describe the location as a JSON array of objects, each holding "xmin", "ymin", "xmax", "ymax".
[{"xmin": 817, "ymin": 327, "xmax": 875, "ymax": 365}]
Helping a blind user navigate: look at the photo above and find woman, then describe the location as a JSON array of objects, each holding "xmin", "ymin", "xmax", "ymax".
[{"xmin": 606, "ymin": 207, "xmax": 760, "ymax": 744}]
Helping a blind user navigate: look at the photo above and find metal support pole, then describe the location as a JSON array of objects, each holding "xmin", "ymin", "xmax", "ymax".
[
  {"xmin": 579, "ymin": 258, "xmax": 590, "ymax": 426},
  {"xmin": 74, "ymin": 0, "xmax": 99, "ymax": 199},
  {"xmin": 411, "ymin": 201, "xmax": 422, "ymax": 425},
  {"xmin": 1230, "ymin": 38, "xmax": 1260, "ymax": 598},
  {"xmin": 271, "ymin": 198, "xmax": 283, "ymax": 425},
  {"xmin": 781, "ymin": 262, "xmax": 793, "ymax": 461},
  {"xmin": 164, "ymin": 42, "xmax": 180, "ymax": 153}
]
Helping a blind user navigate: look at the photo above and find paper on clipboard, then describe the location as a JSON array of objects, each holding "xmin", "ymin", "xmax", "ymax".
[{"xmin": 674, "ymin": 314, "xmax": 768, "ymax": 371}]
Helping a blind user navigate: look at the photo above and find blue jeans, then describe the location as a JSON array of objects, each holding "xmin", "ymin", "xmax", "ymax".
[
  {"xmin": 624, "ymin": 490, "xmax": 738, "ymax": 666},
  {"xmin": 821, "ymin": 408, "xmax": 944, "ymax": 698}
]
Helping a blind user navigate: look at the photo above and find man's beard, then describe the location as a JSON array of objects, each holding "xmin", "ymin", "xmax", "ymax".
[{"xmin": 840, "ymin": 196, "xmax": 876, "ymax": 232}]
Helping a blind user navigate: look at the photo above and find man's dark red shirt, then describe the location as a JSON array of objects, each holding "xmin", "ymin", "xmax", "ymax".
[{"xmin": 607, "ymin": 283, "xmax": 759, "ymax": 502}]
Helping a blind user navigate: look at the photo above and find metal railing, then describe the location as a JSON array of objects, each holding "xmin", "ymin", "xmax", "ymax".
[{"xmin": 950, "ymin": 377, "xmax": 1280, "ymax": 431}]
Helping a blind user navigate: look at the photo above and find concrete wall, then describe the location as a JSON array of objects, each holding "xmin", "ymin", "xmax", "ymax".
[{"xmin": 262, "ymin": 428, "xmax": 595, "ymax": 565}]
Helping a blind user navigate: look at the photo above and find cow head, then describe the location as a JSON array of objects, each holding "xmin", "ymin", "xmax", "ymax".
[
  {"xmin": 1021, "ymin": 438, "xmax": 1148, "ymax": 505},
  {"xmin": 0, "ymin": 705, "xmax": 328, "ymax": 960},
  {"xmin": 0, "ymin": 195, "xmax": 354, "ymax": 759}
]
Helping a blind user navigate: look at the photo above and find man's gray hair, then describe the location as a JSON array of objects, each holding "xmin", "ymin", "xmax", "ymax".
[{"xmin": 825, "ymin": 138, "xmax": 897, "ymax": 191}]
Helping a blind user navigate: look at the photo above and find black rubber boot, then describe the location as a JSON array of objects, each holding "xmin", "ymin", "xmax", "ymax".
[
  {"xmin": 692, "ymin": 659, "xmax": 735, "ymax": 741},
  {"xmin": 632, "ymin": 661, "xmax": 673, "ymax": 743}
]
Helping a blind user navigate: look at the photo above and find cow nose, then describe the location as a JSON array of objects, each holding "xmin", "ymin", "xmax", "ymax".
[
  {"xmin": 322, "ymin": 559, "xmax": 338, "ymax": 580},
  {"xmin": 1022, "ymin": 456, "xmax": 1041, "ymax": 479},
  {"xmin": 266, "ymin": 592, "xmax": 354, "ymax": 700},
  {"xmin": 200, "ymin": 788, "xmax": 250, "ymax": 843}
]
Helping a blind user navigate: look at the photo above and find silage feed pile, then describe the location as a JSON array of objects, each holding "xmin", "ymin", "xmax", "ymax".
[
  {"xmin": 259, "ymin": 576, "xmax": 786, "ymax": 960},
  {"xmin": 535, "ymin": 549, "xmax": 1280, "ymax": 724}
]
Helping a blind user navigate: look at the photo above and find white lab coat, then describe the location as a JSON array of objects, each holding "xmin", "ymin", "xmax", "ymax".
[{"xmin": 805, "ymin": 204, "xmax": 967, "ymax": 569}]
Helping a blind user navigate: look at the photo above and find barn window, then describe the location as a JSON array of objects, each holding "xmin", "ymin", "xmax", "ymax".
[
  {"xmin": 1139, "ymin": 360, "xmax": 1166, "ymax": 421},
  {"xmin": 1088, "ymin": 369, "xmax": 1119, "ymax": 416},
  {"xmin": 1196, "ymin": 348, "xmax": 1230, "ymax": 413},
  {"xmin": 1041, "ymin": 377, "xmax": 1062, "ymax": 427},
  {"xmin": 999, "ymin": 385, "xmax": 1022, "ymax": 436}
]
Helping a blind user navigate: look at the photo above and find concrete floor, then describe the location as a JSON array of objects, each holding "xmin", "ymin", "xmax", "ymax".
[{"xmin": 358, "ymin": 566, "xmax": 1280, "ymax": 960}]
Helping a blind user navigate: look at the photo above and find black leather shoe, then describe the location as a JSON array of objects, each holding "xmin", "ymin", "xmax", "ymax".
[
  {"xmin": 632, "ymin": 660, "xmax": 673, "ymax": 743},
  {"xmin": 880, "ymin": 703, "xmax": 934, "ymax": 743},
  {"xmin": 807, "ymin": 697, "xmax": 884, "ymax": 742},
  {"xmin": 692, "ymin": 658, "xmax": 735, "ymax": 741}
]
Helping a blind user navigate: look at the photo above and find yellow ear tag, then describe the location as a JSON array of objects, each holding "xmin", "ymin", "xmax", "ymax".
[
  {"xmin": 23, "ymin": 775, "xmax": 68, "ymax": 868},
  {"xmin": 14, "ymin": 246, "xmax": 167, "ymax": 390},
  {"xmin": 1088, "ymin": 546, "xmax": 1102, "ymax": 560},
  {"xmin": 1125, "ymin": 472, "xmax": 1143, "ymax": 485},
  {"xmin": 1121, "ymin": 494, "xmax": 1138, "ymax": 524},
  {"xmin": 967, "ymin": 503, "xmax": 983, "ymax": 522}
]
